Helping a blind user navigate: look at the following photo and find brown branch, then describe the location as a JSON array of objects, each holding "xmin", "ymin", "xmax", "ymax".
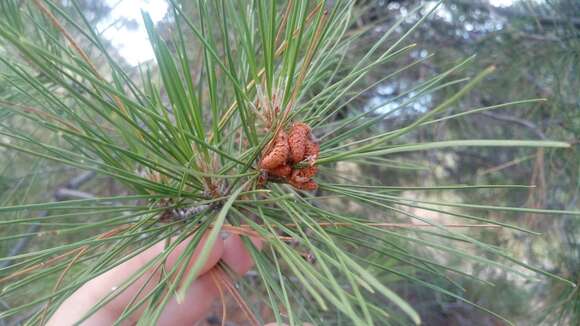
[
  {"xmin": 216, "ymin": 223, "xmax": 501, "ymax": 239},
  {"xmin": 214, "ymin": 266, "xmax": 260, "ymax": 326},
  {"xmin": 476, "ymin": 154, "xmax": 535, "ymax": 176},
  {"xmin": 303, "ymin": 222, "xmax": 502, "ymax": 229},
  {"xmin": 209, "ymin": 270, "xmax": 227, "ymax": 326},
  {"xmin": 479, "ymin": 111, "xmax": 546, "ymax": 139},
  {"xmin": 0, "ymin": 171, "xmax": 96, "ymax": 270}
]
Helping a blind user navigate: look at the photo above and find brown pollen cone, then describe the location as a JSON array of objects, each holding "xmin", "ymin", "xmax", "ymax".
[
  {"xmin": 269, "ymin": 164, "xmax": 292, "ymax": 178},
  {"xmin": 304, "ymin": 139, "xmax": 320, "ymax": 163},
  {"xmin": 289, "ymin": 178, "xmax": 318, "ymax": 191},
  {"xmin": 260, "ymin": 130, "xmax": 289, "ymax": 170},
  {"xmin": 288, "ymin": 123, "xmax": 311, "ymax": 164}
]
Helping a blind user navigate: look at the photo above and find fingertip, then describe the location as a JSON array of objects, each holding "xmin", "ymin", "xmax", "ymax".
[
  {"xmin": 156, "ymin": 272, "xmax": 220, "ymax": 325},
  {"xmin": 135, "ymin": 232, "xmax": 226, "ymax": 276},
  {"xmin": 181, "ymin": 232, "xmax": 225, "ymax": 276},
  {"xmin": 221, "ymin": 234, "xmax": 263, "ymax": 276}
]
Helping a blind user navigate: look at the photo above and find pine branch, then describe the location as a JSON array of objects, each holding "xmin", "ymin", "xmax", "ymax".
[
  {"xmin": 0, "ymin": 171, "xmax": 96, "ymax": 269},
  {"xmin": 479, "ymin": 111, "xmax": 546, "ymax": 139}
]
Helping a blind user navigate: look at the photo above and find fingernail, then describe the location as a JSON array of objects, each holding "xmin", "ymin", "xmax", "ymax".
[{"xmin": 220, "ymin": 231, "xmax": 230, "ymax": 240}]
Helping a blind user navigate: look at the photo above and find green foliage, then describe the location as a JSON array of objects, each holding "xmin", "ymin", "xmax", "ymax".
[{"xmin": 0, "ymin": 0, "xmax": 577, "ymax": 325}]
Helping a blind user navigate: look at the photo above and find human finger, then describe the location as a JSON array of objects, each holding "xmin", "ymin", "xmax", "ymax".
[
  {"xmin": 48, "ymin": 234, "xmax": 225, "ymax": 325},
  {"xmin": 221, "ymin": 234, "xmax": 263, "ymax": 276},
  {"xmin": 155, "ymin": 233, "xmax": 263, "ymax": 325}
]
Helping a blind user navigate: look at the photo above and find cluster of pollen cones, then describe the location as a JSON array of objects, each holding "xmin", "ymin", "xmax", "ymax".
[{"xmin": 259, "ymin": 122, "xmax": 320, "ymax": 190}]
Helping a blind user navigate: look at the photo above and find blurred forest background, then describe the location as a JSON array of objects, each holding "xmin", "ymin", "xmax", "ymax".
[{"xmin": 1, "ymin": 0, "xmax": 578, "ymax": 325}]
